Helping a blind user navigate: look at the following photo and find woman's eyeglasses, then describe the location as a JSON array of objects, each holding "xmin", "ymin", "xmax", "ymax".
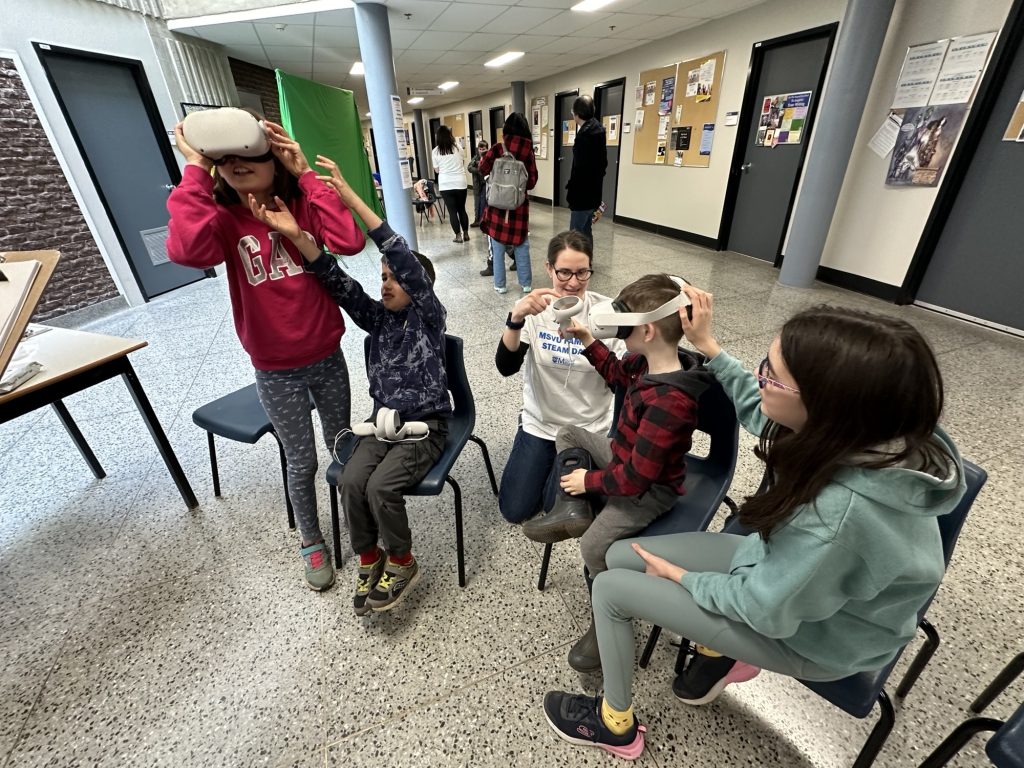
[
  {"xmin": 757, "ymin": 357, "xmax": 800, "ymax": 393},
  {"xmin": 553, "ymin": 268, "xmax": 594, "ymax": 281}
]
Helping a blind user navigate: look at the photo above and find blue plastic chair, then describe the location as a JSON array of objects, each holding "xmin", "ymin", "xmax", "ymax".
[
  {"xmin": 192, "ymin": 383, "xmax": 313, "ymax": 529},
  {"xmin": 326, "ymin": 334, "xmax": 498, "ymax": 587},
  {"xmin": 536, "ymin": 372, "xmax": 740, "ymax": 593},
  {"xmin": 917, "ymin": 651, "xmax": 1024, "ymax": 767}
]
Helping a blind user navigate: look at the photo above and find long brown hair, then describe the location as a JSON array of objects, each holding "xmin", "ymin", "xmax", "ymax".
[
  {"xmin": 435, "ymin": 125, "xmax": 455, "ymax": 155},
  {"xmin": 740, "ymin": 306, "xmax": 952, "ymax": 539}
]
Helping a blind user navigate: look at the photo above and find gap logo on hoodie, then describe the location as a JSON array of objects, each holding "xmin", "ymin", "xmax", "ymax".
[{"xmin": 237, "ymin": 230, "xmax": 309, "ymax": 286}]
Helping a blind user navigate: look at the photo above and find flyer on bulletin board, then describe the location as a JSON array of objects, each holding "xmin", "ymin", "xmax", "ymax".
[
  {"xmin": 660, "ymin": 76, "xmax": 675, "ymax": 115},
  {"xmin": 699, "ymin": 123, "xmax": 715, "ymax": 155}
]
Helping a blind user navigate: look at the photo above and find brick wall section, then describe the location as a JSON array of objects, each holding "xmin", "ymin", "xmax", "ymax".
[
  {"xmin": 0, "ymin": 59, "xmax": 119, "ymax": 320},
  {"xmin": 228, "ymin": 58, "xmax": 281, "ymax": 123}
]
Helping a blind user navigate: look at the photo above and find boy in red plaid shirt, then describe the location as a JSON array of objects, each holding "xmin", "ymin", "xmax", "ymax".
[{"xmin": 523, "ymin": 273, "xmax": 711, "ymax": 673}]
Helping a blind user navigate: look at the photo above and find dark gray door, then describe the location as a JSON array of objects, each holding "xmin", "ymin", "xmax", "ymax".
[
  {"xmin": 555, "ymin": 91, "xmax": 578, "ymax": 208},
  {"xmin": 595, "ymin": 80, "xmax": 625, "ymax": 216},
  {"xmin": 39, "ymin": 48, "xmax": 206, "ymax": 299},
  {"xmin": 489, "ymin": 106, "xmax": 505, "ymax": 146},
  {"xmin": 469, "ymin": 110, "xmax": 482, "ymax": 146},
  {"xmin": 726, "ymin": 34, "xmax": 831, "ymax": 262},
  {"xmin": 915, "ymin": 41, "xmax": 1024, "ymax": 333}
]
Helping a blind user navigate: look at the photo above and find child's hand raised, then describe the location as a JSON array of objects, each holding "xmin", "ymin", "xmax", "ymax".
[
  {"xmin": 681, "ymin": 284, "xmax": 720, "ymax": 360},
  {"xmin": 249, "ymin": 194, "xmax": 302, "ymax": 241},
  {"xmin": 510, "ymin": 288, "xmax": 558, "ymax": 324},
  {"xmin": 561, "ymin": 317, "xmax": 595, "ymax": 346},
  {"xmin": 265, "ymin": 122, "xmax": 310, "ymax": 177},
  {"xmin": 173, "ymin": 123, "xmax": 212, "ymax": 171},
  {"xmin": 315, "ymin": 155, "xmax": 356, "ymax": 204}
]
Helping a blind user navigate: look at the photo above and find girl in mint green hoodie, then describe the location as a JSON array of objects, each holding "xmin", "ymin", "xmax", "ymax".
[{"xmin": 542, "ymin": 286, "xmax": 967, "ymax": 761}]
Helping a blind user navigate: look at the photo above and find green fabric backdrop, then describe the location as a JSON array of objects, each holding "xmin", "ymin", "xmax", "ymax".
[{"xmin": 276, "ymin": 70, "xmax": 383, "ymax": 229}]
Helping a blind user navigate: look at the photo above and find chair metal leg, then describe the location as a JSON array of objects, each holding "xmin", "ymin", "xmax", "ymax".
[
  {"xmin": 851, "ymin": 691, "xmax": 896, "ymax": 768},
  {"xmin": 52, "ymin": 400, "xmax": 105, "ymax": 479},
  {"xmin": 896, "ymin": 618, "xmax": 939, "ymax": 698},
  {"xmin": 917, "ymin": 717, "xmax": 1002, "ymax": 768},
  {"xmin": 445, "ymin": 476, "xmax": 466, "ymax": 588},
  {"xmin": 207, "ymin": 432, "xmax": 221, "ymax": 496},
  {"xmin": 675, "ymin": 638, "xmax": 692, "ymax": 675},
  {"xmin": 468, "ymin": 434, "xmax": 498, "ymax": 495},
  {"xmin": 971, "ymin": 652, "xmax": 1024, "ymax": 713},
  {"xmin": 639, "ymin": 625, "xmax": 662, "ymax": 669},
  {"xmin": 271, "ymin": 432, "xmax": 295, "ymax": 530},
  {"xmin": 330, "ymin": 485, "xmax": 343, "ymax": 568},
  {"xmin": 538, "ymin": 543, "xmax": 553, "ymax": 591}
]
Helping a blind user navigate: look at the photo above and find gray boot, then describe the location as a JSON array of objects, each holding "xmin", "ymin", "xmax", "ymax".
[{"xmin": 521, "ymin": 448, "xmax": 594, "ymax": 543}]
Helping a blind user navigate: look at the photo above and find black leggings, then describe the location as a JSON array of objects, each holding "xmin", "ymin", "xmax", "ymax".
[{"xmin": 440, "ymin": 188, "xmax": 469, "ymax": 235}]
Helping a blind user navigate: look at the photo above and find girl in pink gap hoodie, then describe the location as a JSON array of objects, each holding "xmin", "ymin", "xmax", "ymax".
[{"xmin": 167, "ymin": 118, "xmax": 364, "ymax": 592}]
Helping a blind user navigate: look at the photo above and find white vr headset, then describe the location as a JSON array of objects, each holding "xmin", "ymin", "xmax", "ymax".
[
  {"xmin": 181, "ymin": 107, "xmax": 272, "ymax": 164},
  {"xmin": 589, "ymin": 276, "xmax": 691, "ymax": 340},
  {"xmin": 352, "ymin": 408, "xmax": 430, "ymax": 442}
]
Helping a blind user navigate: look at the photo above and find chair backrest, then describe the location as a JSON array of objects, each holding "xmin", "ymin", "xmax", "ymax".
[
  {"xmin": 938, "ymin": 459, "xmax": 986, "ymax": 566},
  {"xmin": 361, "ymin": 333, "xmax": 471, "ymax": 435},
  {"xmin": 988, "ymin": 697, "xmax": 1024, "ymax": 767}
]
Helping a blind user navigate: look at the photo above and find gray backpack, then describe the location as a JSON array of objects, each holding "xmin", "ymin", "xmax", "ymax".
[{"xmin": 486, "ymin": 145, "xmax": 528, "ymax": 210}]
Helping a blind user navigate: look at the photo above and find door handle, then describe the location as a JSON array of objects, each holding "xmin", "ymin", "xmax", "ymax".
[
  {"xmin": 740, "ymin": 163, "xmax": 752, "ymax": 173},
  {"xmin": 163, "ymin": 184, "xmax": 176, "ymax": 191}
]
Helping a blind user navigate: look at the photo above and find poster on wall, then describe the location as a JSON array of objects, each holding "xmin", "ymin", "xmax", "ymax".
[
  {"xmin": 685, "ymin": 67, "xmax": 699, "ymax": 97},
  {"xmin": 755, "ymin": 91, "xmax": 811, "ymax": 146},
  {"xmin": 885, "ymin": 104, "xmax": 967, "ymax": 186},
  {"xmin": 674, "ymin": 150, "xmax": 684, "ymax": 166},
  {"xmin": 655, "ymin": 142, "xmax": 667, "ymax": 164},
  {"xmin": 891, "ymin": 41, "xmax": 949, "ymax": 109},
  {"xmin": 644, "ymin": 80, "xmax": 657, "ymax": 106},
  {"xmin": 607, "ymin": 114, "xmax": 620, "ymax": 145},
  {"xmin": 696, "ymin": 58, "xmax": 715, "ymax": 102},
  {"xmin": 659, "ymin": 76, "xmax": 675, "ymax": 115}
]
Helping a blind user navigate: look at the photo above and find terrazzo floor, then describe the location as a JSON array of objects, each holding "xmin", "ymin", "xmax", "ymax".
[{"xmin": 1, "ymin": 201, "xmax": 1022, "ymax": 767}]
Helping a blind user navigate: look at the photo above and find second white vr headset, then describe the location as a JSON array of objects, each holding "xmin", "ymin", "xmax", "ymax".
[
  {"xmin": 589, "ymin": 276, "xmax": 691, "ymax": 340},
  {"xmin": 352, "ymin": 408, "xmax": 430, "ymax": 442}
]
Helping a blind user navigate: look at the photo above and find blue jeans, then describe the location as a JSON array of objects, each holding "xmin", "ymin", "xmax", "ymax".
[
  {"xmin": 498, "ymin": 426, "xmax": 559, "ymax": 523},
  {"xmin": 569, "ymin": 209, "xmax": 594, "ymax": 241},
  {"xmin": 474, "ymin": 184, "xmax": 486, "ymax": 222},
  {"xmin": 490, "ymin": 237, "xmax": 532, "ymax": 290}
]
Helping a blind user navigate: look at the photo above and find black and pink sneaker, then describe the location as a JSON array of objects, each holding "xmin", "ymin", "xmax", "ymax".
[
  {"xmin": 542, "ymin": 691, "xmax": 646, "ymax": 760},
  {"xmin": 672, "ymin": 651, "xmax": 761, "ymax": 705}
]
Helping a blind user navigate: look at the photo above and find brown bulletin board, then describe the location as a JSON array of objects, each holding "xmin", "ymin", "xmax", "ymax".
[
  {"xmin": 670, "ymin": 50, "xmax": 726, "ymax": 168},
  {"xmin": 631, "ymin": 63, "xmax": 679, "ymax": 165},
  {"xmin": 442, "ymin": 112, "xmax": 469, "ymax": 160}
]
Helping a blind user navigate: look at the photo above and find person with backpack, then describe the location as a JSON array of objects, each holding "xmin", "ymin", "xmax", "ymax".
[{"xmin": 477, "ymin": 113, "xmax": 538, "ymax": 295}]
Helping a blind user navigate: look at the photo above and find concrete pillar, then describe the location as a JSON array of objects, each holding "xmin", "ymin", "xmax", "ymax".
[
  {"xmin": 412, "ymin": 108, "xmax": 429, "ymax": 181},
  {"xmin": 512, "ymin": 81, "xmax": 526, "ymax": 115},
  {"xmin": 778, "ymin": 0, "xmax": 896, "ymax": 287},
  {"xmin": 353, "ymin": 2, "xmax": 417, "ymax": 249}
]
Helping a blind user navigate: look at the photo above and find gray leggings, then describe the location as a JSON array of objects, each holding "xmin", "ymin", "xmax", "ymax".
[
  {"xmin": 594, "ymin": 532, "xmax": 839, "ymax": 711},
  {"xmin": 254, "ymin": 349, "xmax": 351, "ymax": 545}
]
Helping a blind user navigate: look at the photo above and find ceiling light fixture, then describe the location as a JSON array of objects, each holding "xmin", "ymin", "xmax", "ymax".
[
  {"xmin": 484, "ymin": 51, "xmax": 524, "ymax": 68},
  {"xmin": 166, "ymin": 0, "xmax": 354, "ymax": 29},
  {"xmin": 571, "ymin": 0, "xmax": 615, "ymax": 11},
  {"xmin": 349, "ymin": 61, "xmax": 364, "ymax": 75},
  {"xmin": 407, "ymin": 97, "xmax": 424, "ymax": 104},
  {"xmin": 438, "ymin": 81, "xmax": 459, "ymax": 91}
]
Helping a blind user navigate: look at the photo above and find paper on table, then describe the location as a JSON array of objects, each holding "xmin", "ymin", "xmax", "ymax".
[
  {"xmin": 868, "ymin": 112, "xmax": 904, "ymax": 157},
  {"xmin": 0, "ymin": 259, "xmax": 41, "ymax": 352}
]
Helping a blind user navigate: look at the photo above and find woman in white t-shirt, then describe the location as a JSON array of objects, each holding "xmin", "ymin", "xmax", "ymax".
[
  {"xmin": 431, "ymin": 125, "xmax": 470, "ymax": 243},
  {"xmin": 495, "ymin": 230, "xmax": 626, "ymax": 523}
]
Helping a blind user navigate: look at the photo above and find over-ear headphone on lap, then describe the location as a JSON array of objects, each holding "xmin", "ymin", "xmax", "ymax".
[{"xmin": 351, "ymin": 408, "xmax": 430, "ymax": 442}]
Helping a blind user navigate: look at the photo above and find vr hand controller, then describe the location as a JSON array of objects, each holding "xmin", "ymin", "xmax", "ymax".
[
  {"xmin": 551, "ymin": 295, "xmax": 584, "ymax": 333},
  {"xmin": 181, "ymin": 107, "xmax": 272, "ymax": 164},
  {"xmin": 351, "ymin": 408, "xmax": 430, "ymax": 442},
  {"xmin": 589, "ymin": 276, "xmax": 691, "ymax": 340}
]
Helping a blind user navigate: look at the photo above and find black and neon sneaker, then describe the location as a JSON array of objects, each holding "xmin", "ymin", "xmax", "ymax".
[
  {"xmin": 542, "ymin": 692, "xmax": 646, "ymax": 760},
  {"xmin": 671, "ymin": 651, "xmax": 760, "ymax": 705},
  {"xmin": 353, "ymin": 553, "xmax": 385, "ymax": 616},
  {"xmin": 366, "ymin": 556, "xmax": 421, "ymax": 612}
]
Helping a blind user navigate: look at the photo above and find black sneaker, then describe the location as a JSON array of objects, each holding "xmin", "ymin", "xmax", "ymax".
[
  {"xmin": 353, "ymin": 553, "xmax": 385, "ymax": 616},
  {"xmin": 366, "ymin": 556, "xmax": 421, "ymax": 611},
  {"xmin": 543, "ymin": 692, "xmax": 646, "ymax": 760},
  {"xmin": 671, "ymin": 651, "xmax": 760, "ymax": 705}
]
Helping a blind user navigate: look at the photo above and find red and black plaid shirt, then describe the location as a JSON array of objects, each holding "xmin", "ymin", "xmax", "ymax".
[
  {"xmin": 478, "ymin": 135, "xmax": 538, "ymax": 247},
  {"xmin": 582, "ymin": 341, "xmax": 699, "ymax": 497}
]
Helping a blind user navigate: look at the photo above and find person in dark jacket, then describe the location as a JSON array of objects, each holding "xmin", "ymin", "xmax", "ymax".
[
  {"xmin": 566, "ymin": 95, "xmax": 607, "ymax": 242},
  {"xmin": 468, "ymin": 139, "xmax": 488, "ymax": 226},
  {"xmin": 478, "ymin": 113, "xmax": 539, "ymax": 295},
  {"xmin": 302, "ymin": 157, "xmax": 450, "ymax": 616}
]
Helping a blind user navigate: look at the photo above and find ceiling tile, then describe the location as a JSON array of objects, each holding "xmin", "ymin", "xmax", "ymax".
[
  {"xmin": 254, "ymin": 22, "xmax": 314, "ymax": 46},
  {"xmin": 261, "ymin": 45, "xmax": 313, "ymax": 60},
  {"xmin": 386, "ymin": 1, "xmax": 450, "ymax": 30},
  {"xmin": 513, "ymin": 0, "xmax": 577, "ymax": 8},
  {"xmin": 488, "ymin": 6, "xmax": 563, "ymax": 34},
  {"xmin": 678, "ymin": 0, "xmax": 765, "ymax": 19},
  {"xmin": 182, "ymin": 23, "xmax": 261, "ymax": 46},
  {"xmin": 314, "ymin": 25, "xmax": 359, "ymax": 47},
  {"xmin": 430, "ymin": 3, "xmax": 508, "ymax": 32},
  {"xmin": 534, "ymin": 35, "xmax": 599, "ymax": 55},
  {"xmin": 432, "ymin": 50, "xmax": 483, "ymax": 65},
  {"xmin": 413, "ymin": 30, "xmax": 474, "ymax": 50},
  {"xmin": 223, "ymin": 45, "xmax": 270, "ymax": 65},
  {"xmin": 573, "ymin": 12, "xmax": 658, "ymax": 36},
  {"xmin": 541, "ymin": 10, "xmax": 613, "ymax": 34},
  {"xmin": 312, "ymin": 8, "xmax": 357, "ymax": 27},
  {"xmin": 453, "ymin": 31, "xmax": 519, "ymax": 51},
  {"xmin": 621, "ymin": 15, "xmax": 704, "ymax": 39},
  {"xmin": 389, "ymin": 28, "xmax": 424, "ymax": 49},
  {"xmin": 313, "ymin": 47, "xmax": 359, "ymax": 63},
  {"xmin": 398, "ymin": 49, "xmax": 445, "ymax": 64},
  {"xmin": 505, "ymin": 34, "xmax": 560, "ymax": 52}
]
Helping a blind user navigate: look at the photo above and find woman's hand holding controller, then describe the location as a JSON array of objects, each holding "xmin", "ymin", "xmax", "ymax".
[{"xmin": 510, "ymin": 288, "xmax": 558, "ymax": 324}]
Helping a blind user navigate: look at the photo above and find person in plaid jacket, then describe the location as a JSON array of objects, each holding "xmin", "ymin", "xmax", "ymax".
[{"xmin": 478, "ymin": 112, "xmax": 538, "ymax": 295}]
